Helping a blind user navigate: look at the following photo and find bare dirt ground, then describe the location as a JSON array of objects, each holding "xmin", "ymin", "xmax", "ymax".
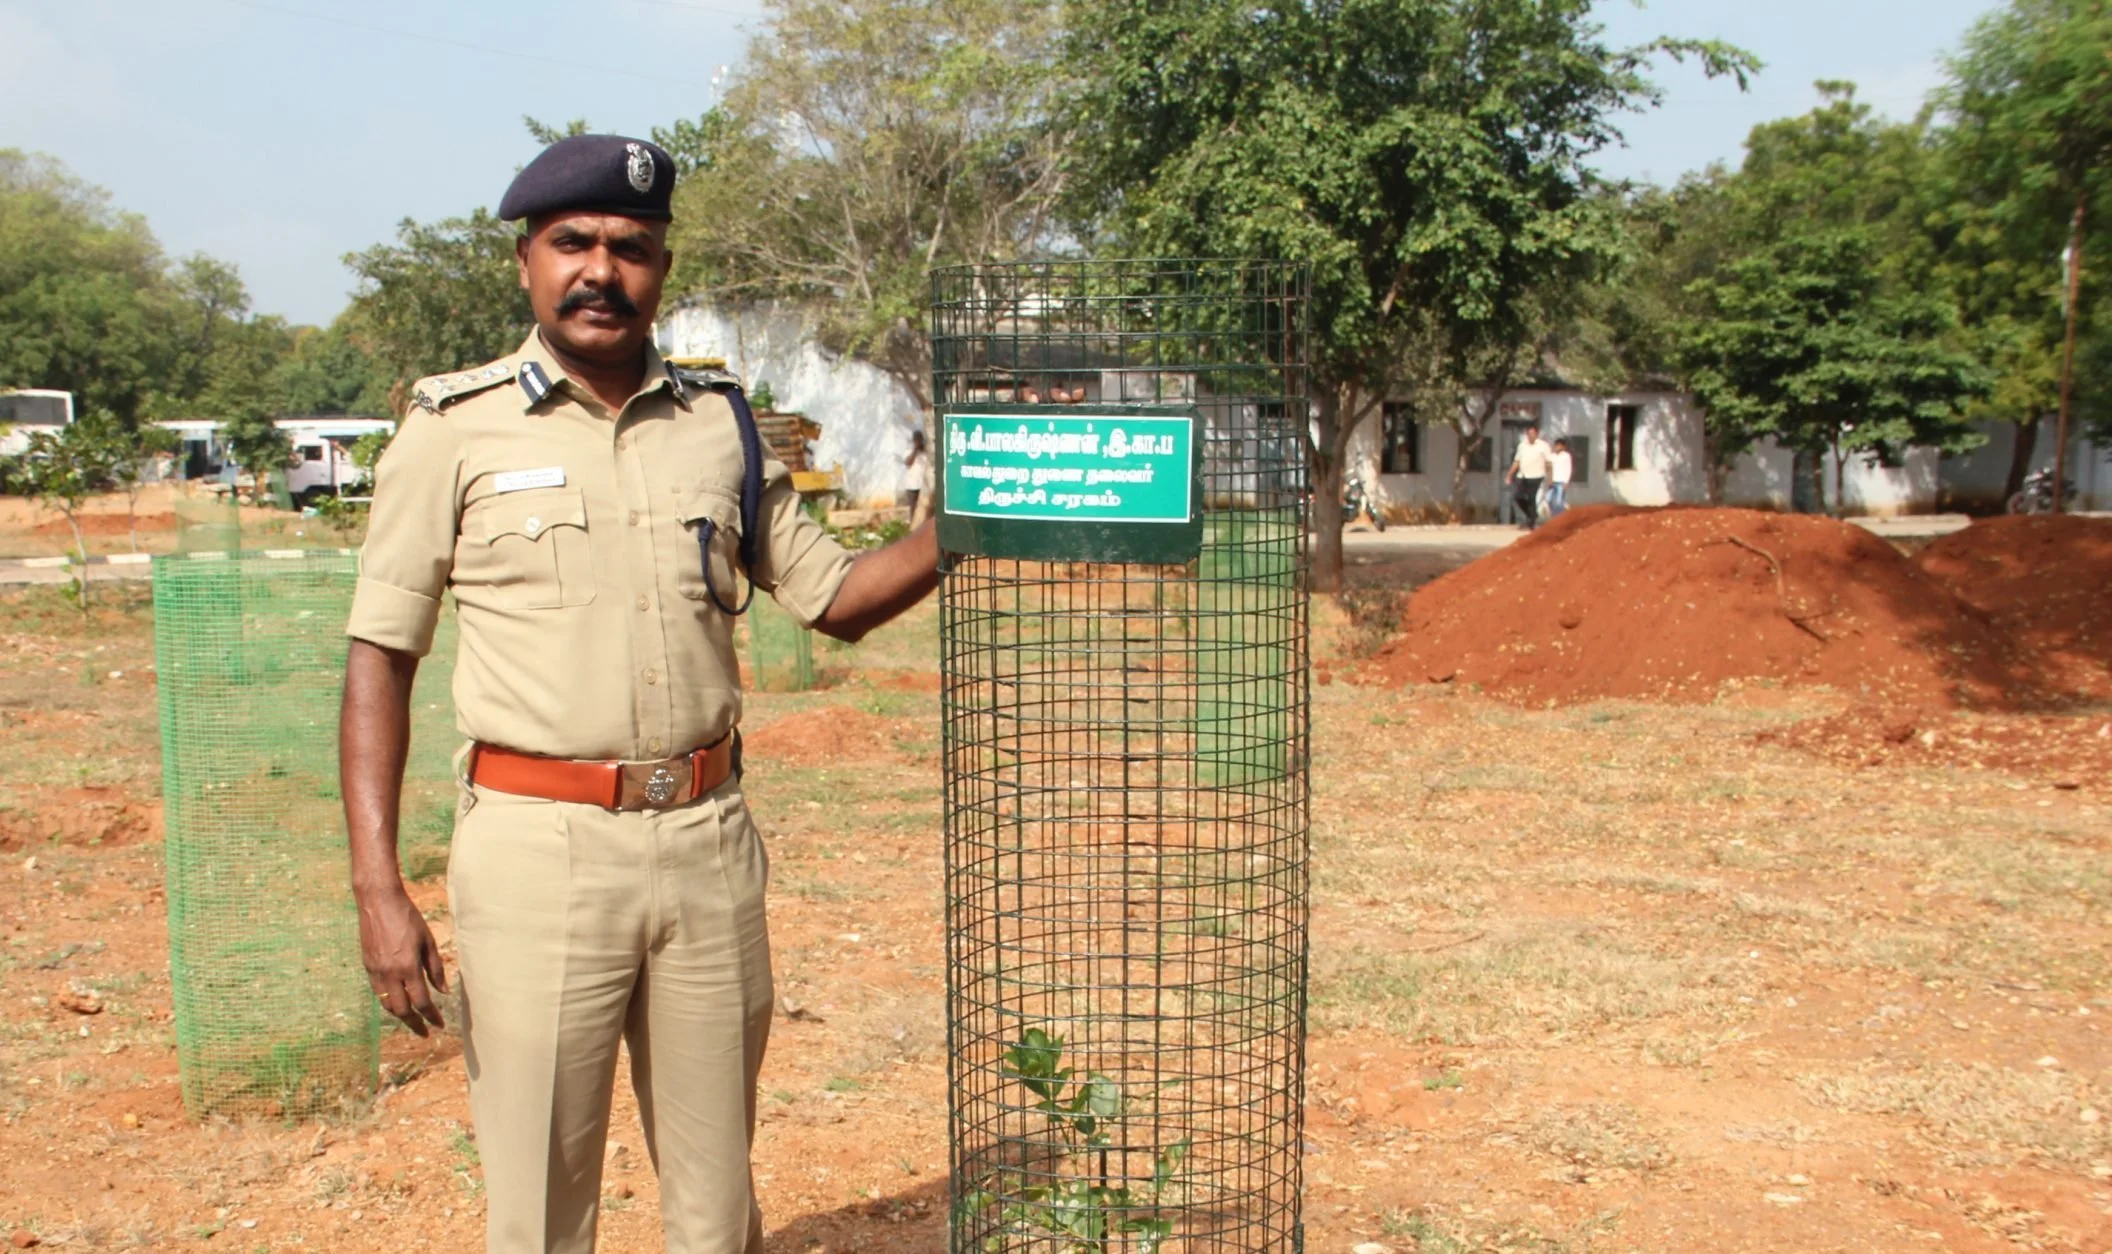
[
  {"xmin": 2, "ymin": 566, "xmax": 2109, "ymax": 1250},
  {"xmin": 0, "ymin": 487, "xmax": 344, "ymax": 562}
]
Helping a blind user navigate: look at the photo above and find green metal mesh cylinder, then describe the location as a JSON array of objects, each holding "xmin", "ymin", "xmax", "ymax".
[
  {"xmin": 745, "ymin": 590, "xmax": 817, "ymax": 692},
  {"xmin": 154, "ymin": 552, "xmax": 379, "ymax": 1116},
  {"xmin": 934, "ymin": 260, "xmax": 1311, "ymax": 1252}
]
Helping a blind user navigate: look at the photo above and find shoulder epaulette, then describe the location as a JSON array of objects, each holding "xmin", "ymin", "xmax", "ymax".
[
  {"xmin": 670, "ymin": 363, "xmax": 742, "ymax": 393},
  {"xmin": 409, "ymin": 362, "xmax": 516, "ymax": 414}
]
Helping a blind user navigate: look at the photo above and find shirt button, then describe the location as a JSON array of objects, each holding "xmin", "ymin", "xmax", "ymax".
[
  {"xmin": 627, "ymin": 510, "xmax": 640, "ymax": 526},
  {"xmin": 644, "ymin": 667, "xmax": 659, "ymax": 685},
  {"xmin": 636, "ymin": 595, "xmax": 650, "ymax": 612},
  {"xmin": 646, "ymin": 737, "xmax": 664, "ymax": 755},
  {"xmin": 616, "ymin": 436, "xmax": 629, "ymax": 451}
]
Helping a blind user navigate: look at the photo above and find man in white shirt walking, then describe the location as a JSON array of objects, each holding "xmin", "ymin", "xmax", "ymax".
[
  {"xmin": 1547, "ymin": 437, "xmax": 1574, "ymax": 519},
  {"xmin": 1505, "ymin": 424, "xmax": 1554, "ymax": 531}
]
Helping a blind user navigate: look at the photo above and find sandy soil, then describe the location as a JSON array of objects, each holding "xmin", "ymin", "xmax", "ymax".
[{"xmin": 0, "ymin": 582, "xmax": 2107, "ymax": 1252}]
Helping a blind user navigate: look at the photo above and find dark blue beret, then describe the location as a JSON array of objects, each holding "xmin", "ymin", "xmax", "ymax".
[{"xmin": 499, "ymin": 134, "xmax": 676, "ymax": 223}]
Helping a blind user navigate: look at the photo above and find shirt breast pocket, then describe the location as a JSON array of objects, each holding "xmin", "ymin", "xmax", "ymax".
[
  {"xmin": 675, "ymin": 487, "xmax": 746, "ymax": 609},
  {"xmin": 474, "ymin": 487, "xmax": 594, "ymax": 609}
]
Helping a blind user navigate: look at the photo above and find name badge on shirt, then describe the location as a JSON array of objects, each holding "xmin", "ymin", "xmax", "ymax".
[{"xmin": 493, "ymin": 467, "xmax": 566, "ymax": 493}]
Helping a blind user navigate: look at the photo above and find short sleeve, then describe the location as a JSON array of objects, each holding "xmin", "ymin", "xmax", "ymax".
[
  {"xmin": 345, "ymin": 412, "xmax": 463, "ymax": 656},
  {"xmin": 750, "ymin": 456, "xmax": 855, "ymax": 628}
]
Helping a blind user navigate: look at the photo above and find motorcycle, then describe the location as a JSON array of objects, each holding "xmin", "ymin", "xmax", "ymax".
[
  {"xmin": 1342, "ymin": 471, "xmax": 1386, "ymax": 532},
  {"xmin": 2006, "ymin": 467, "xmax": 2077, "ymax": 515}
]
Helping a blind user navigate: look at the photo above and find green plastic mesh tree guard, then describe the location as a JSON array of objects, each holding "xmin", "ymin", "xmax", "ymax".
[
  {"xmin": 744, "ymin": 589, "xmax": 816, "ymax": 692},
  {"xmin": 933, "ymin": 260, "xmax": 1311, "ymax": 1251},
  {"xmin": 173, "ymin": 494, "xmax": 241, "ymax": 555},
  {"xmin": 154, "ymin": 552, "xmax": 389, "ymax": 1117}
]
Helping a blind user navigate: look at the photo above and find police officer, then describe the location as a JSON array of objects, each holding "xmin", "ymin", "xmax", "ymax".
[{"xmin": 339, "ymin": 134, "xmax": 939, "ymax": 1254}]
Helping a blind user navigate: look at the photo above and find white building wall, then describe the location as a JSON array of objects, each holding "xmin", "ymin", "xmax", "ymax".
[
  {"xmin": 1350, "ymin": 388, "xmax": 1945, "ymax": 520},
  {"xmin": 656, "ymin": 301, "xmax": 922, "ymax": 508},
  {"xmin": 1938, "ymin": 419, "xmax": 2111, "ymax": 512}
]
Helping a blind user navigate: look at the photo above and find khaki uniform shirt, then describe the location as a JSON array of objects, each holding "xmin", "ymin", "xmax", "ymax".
[{"xmin": 346, "ymin": 330, "xmax": 856, "ymax": 761}]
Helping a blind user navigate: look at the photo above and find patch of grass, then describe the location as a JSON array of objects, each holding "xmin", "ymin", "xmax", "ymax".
[
  {"xmin": 1795, "ymin": 1062, "xmax": 2111, "ymax": 1169},
  {"xmin": 1499, "ymin": 1102, "xmax": 1674, "ymax": 1180},
  {"xmin": 1313, "ymin": 923, "xmax": 1748, "ymax": 1045},
  {"xmin": 1377, "ymin": 1203, "xmax": 1620, "ymax": 1252}
]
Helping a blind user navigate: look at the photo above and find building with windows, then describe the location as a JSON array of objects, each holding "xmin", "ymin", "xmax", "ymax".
[{"xmin": 1346, "ymin": 388, "xmax": 2109, "ymax": 520}]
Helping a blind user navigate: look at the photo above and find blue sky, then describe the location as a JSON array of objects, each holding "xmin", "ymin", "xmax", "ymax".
[{"xmin": 3, "ymin": 0, "xmax": 1997, "ymax": 327}]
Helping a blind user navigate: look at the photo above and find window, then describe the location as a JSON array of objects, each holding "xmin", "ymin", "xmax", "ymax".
[
  {"xmin": 1563, "ymin": 435, "xmax": 1590, "ymax": 485},
  {"xmin": 302, "ymin": 445, "xmax": 324, "ymax": 463},
  {"xmin": 1466, "ymin": 436, "xmax": 1494, "ymax": 473},
  {"xmin": 1606, "ymin": 404, "xmax": 1640, "ymax": 472},
  {"xmin": 1379, "ymin": 402, "xmax": 1421, "ymax": 474}
]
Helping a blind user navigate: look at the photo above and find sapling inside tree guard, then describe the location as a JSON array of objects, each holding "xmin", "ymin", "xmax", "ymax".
[{"xmin": 933, "ymin": 260, "xmax": 1312, "ymax": 1252}]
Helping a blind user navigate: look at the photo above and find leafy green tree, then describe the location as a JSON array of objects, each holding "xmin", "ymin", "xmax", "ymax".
[
  {"xmin": 1062, "ymin": 0, "xmax": 1754, "ymax": 587},
  {"xmin": 343, "ymin": 210, "xmax": 531, "ymax": 410},
  {"xmin": 15, "ymin": 410, "xmax": 125, "ymax": 605},
  {"xmin": 1932, "ymin": 0, "xmax": 2112, "ymax": 500},
  {"xmin": 0, "ymin": 150, "xmax": 180, "ymax": 427},
  {"xmin": 109, "ymin": 423, "xmax": 180, "ymax": 551},
  {"xmin": 1678, "ymin": 231, "xmax": 1988, "ymax": 514},
  {"xmin": 268, "ymin": 321, "xmax": 391, "ymax": 416},
  {"xmin": 521, "ymin": 115, "xmax": 592, "ymax": 146},
  {"xmin": 671, "ymin": 0, "xmax": 1070, "ymax": 412}
]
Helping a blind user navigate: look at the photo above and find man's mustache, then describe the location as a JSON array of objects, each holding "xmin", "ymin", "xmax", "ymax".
[{"xmin": 557, "ymin": 286, "xmax": 639, "ymax": 317}]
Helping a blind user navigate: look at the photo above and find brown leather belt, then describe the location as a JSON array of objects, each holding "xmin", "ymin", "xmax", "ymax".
[{"xmin": 469, "ymin": 735, "xmax": 738, "ymax": 811}]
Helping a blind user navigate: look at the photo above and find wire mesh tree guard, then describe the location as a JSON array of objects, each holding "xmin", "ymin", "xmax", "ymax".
[
  {"xmin": 155, "ymin": 550, "xmax": 459, "ymax": 1117},
  {"xmin": 933, "ymin": 259, "xmax": 1311, "ymax": 1252}
]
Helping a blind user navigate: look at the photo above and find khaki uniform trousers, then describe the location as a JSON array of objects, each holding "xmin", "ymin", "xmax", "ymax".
[{"xmin": 448, "ymin": 779, "xmax": 774, "ymax": 1254}]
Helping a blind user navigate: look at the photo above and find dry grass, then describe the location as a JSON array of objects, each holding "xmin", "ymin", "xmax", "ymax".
[
  {"xmin": 1313, "ymin": 922, "xmax": 1748, "ymax": 1046},
  {"xmin": 1795, "ymin": 1061, "xmax": 2111, "ymax": 1170}
]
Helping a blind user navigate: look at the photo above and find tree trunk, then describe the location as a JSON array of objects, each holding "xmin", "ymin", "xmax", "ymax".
[
  {"xmin": 1310, "ymin": 386, "xmax": 1347, "ymax": 596},
  {"xmin": 2055, "ymin": 189, "xmax": 2086, "ymax": 516},
  {"xmin": 1830, "ymin": 425, "xmax": 1845, "ymax": 518},
  {"xmin": 64, "ymin": 510, "xmax": 91, "ymax": 610},
  {"xmin": 1806, "ymin": 450, "xmax": 1827, "ymax": 518},
  {"xmin": 2001, "ymin": 414, "xmax": 2042, "ymax": 508},
  {"xmin": 1450, "ymin": 433, "xmax": 1474, "ymax": 521},
  {"xmin": 1701, "ymin": 429, "xmax": 1728, "ymax": 505}
]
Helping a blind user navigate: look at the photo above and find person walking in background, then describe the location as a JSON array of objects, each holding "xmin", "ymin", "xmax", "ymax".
[
  {"xmin": 1547, "ymin": 437, "xmax": 1573, "ymax": 520},
  {"xmin": 900, "ymin": 425, "xmax": 930, "ymax": 518},
  {"xmin": 1505, "ymin": 423, "xmax": 1553, "ymax": 531}
]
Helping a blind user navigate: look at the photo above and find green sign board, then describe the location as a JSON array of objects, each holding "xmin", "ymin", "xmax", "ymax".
[{"xmin": 938, "ymin": 405, "xmax": 1202, "ymax": 563}]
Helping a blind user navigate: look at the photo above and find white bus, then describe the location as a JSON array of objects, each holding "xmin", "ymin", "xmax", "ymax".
[{"xmin": 0, "ymin": 389, "xmax": 75, "ymax": 456}]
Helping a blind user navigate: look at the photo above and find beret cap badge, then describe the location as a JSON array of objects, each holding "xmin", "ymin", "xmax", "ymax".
[
  {"xmin": 625, "ymin": 142, "xmax": 656, "ymax": 195},
  {"xmin": 497, "ymin": 133, "xmax": 676, "ymax": 223}
]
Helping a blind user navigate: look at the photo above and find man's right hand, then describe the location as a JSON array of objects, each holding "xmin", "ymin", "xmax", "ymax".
[{"xmin": 356, "ymin": 883, "xmax": 448, "ymax": 1037}]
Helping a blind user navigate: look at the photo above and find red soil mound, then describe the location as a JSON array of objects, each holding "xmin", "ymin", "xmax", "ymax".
[
  {"xmin": 741, "ymin": 706, "xmax": 908, "ymax": 765},
  {"xmin": 1363, "ymin": 508, "xmax": 2042, "ymax": 710},
  {"xmin": 1913, "ymin": 514, "xmax": 2112, "ymax": 704}
]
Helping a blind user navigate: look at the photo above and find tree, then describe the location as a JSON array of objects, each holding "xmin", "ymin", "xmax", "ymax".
[
  {"xmin": 671, "ymin": 0, "xmax": 1071, "ymax": 412},
  {"xmin": 0, "ymin": 150, "xmax": 182, "ymax": 428},
  {"xmin": 343, "ymin": 210, "xmax": 531, "ymax": 410},
  {"xmin": 109, "ymin": 423, "xmax": 180, "ymax": 552},
  {"xmin": 268, "ymin": 321, "xmax": 391, "ymax": 417},
  {"xmin": 1654, "ymin": 86, "xmax": 1949, "ymax": 500},
  {"xmin": 15, "ymin": 411, "xmax": 124, "ymax": 606},
  {"xmin": 1933, "ymin": 0, "xmax": 2112, "ymax": 508},
  {"xmin": 193, "ymin": 314, "xmax": 298, "ymax": 501},
  {"xmin": 1678, "ymin": 231, "xmax": 1988, "ymax": 514},
  {"xmin": 1061, "ymin": 0, "xmax": 1754, "ymax": 589}
]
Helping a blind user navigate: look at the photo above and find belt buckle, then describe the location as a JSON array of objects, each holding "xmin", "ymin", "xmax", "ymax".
[{"xmin": 617, "ymin": 758, "xmax": 690, "ymax": 811}]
